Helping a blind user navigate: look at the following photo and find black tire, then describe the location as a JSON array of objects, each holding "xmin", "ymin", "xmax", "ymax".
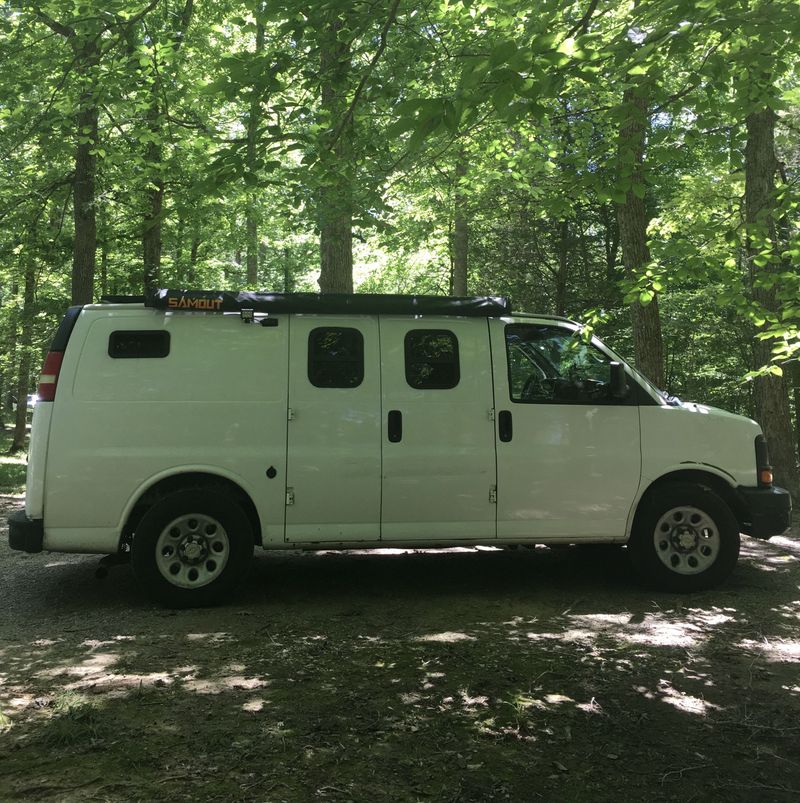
[
  {"xmin": 628, "ymin": 482, "xmax": 740, "ymax": 592},
  {"xmin": 131, "ymin": 487, "xmax": 254, "ymax": 607}
]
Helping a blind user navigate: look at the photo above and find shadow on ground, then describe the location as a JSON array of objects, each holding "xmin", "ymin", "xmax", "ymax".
[{"xmin": 1, "ymin": 498, "xmax": 799, "ymax": 802}]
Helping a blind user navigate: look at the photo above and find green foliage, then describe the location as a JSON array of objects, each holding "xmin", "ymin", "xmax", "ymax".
[{"xmin": 0, "ymin": 0, "xmax": 798, "ymax": 432}]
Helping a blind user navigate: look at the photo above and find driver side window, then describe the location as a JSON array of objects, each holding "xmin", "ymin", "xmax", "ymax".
[{"xmin": 505, "ymin": 324, "xmax": 618, "ymax": 404}]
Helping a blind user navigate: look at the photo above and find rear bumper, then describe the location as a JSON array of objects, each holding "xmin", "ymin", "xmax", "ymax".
[
  {"xmin": 737, "ymin": 485, "xmax": 792, "ymax": 539},
  {"xmin": 8, "ymin": 511, "xmax": 44, "ymax": 553}
]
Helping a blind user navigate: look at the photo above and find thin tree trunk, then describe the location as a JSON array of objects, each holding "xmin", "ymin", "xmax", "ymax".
[
  {"xmin": 451, "ymin": 153, "xmax": 468, "ymax": 296},
  {"xmin": 100, "ymin": 239, "xmax": 108, "ymax": 297},
  {"xmin": 555, "ymin": 219, "xmax": 569, "ymax": 316},
  {"xmin": 142, "ymin": 101, "xmax": 164, "ymax": 293},
  {"xmin": 175, "ymin": 215, "xmax": 185, "ymax": 284},
  {"xmin": 188, "ymin": 237, "xmax": 200, "ymax": 285},
  {"xmin": 318, "ymin": 17, "xmax": 353, "ymax": 294},
  {"xmin": 284, "ymin": 247, "xmax": 293, "ymax": 292},
  {"xmin": 142, "ymin": 0, "xmax": 193, "ymax": 294},
  {"xmin": 245, "ymin": 15, "xmax": 265, "ymax": 287},
  {"xmin": 10, "ymin": 260, "xmax": 36, "ymax": 453},
  {"xmin": 746, "ymin": 106, "xmax": 799, "ymax": 497},
  {"xmin": 72, "ymin": 98, "xmax": 98, "ymax": 304},
  {"xmin": 793, "ymin": 362, "xmax": 800, "ymax": 464},
  {"xmin": 616, "ymin": 85, "xmax": 664, "ymax": 387}
]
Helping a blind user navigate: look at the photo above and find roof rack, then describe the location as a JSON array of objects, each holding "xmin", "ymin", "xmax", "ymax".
[
  {"xmin": 511, "ymin": 311, "xmax": 577, "ymax": 324},
  {"xmin": 144, "ymin": 289, "xmax": 512, "ymax": 317},
  {"xmin": 99, "ymin": 295, "xmax": 146, "ymax": 304}
]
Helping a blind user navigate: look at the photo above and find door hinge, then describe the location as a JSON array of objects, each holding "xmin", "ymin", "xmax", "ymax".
[
  {"xmin": 488, "ymin": 408, "xmax": 496, "ymax": 421},
  {"xmin": 287, "ymin": 407, "xmax": 295, "ymax": 421},
  {"xmin": 285, "ymin": 487, "xmax": 295, "ymax": 506},
  {"xmin": 489, "ymin": 486, "xmax": 497, "ymax": 504}
]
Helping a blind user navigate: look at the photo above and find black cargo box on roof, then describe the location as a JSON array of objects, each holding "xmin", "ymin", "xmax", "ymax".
[{"xmin": 145, "ymin": 289, "xmax": 512, "ymax": 317}]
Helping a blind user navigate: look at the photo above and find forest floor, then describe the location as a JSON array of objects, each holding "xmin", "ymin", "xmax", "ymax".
[{"xmin": 0, "ymin": 490, "xmax": 799, "ymax": 802}]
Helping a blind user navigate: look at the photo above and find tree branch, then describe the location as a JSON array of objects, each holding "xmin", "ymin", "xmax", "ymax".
[
  {"xmin": 566, "ymin": 0, "xmax": 600, "ymax": 38},
  {"xmin": 34, "ymin": 9, "xmax": 76, "ymax": 38},
  {"xmin": 326, "ymin": 0, "xmax": 402, "ymax": 153}
]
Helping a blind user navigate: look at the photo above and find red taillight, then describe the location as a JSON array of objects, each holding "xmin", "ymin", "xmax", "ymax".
[{"xmin": 37, "ymin": 351, "xmax": 63, "ymax": 401}]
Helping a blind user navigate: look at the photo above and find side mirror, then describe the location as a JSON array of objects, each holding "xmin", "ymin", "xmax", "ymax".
[{"xmin": 609, "ymin": 361, "xmax": 628, "ymax": 399}]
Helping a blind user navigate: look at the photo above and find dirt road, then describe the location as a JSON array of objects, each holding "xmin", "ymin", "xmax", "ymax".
[{"xmin": 1, "ymin": 495, "xmax": 799, "ymax": 802}]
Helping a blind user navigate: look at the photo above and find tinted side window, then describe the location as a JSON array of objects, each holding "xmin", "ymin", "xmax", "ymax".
[
  {"xmin": 404, "ymin": 330, "xmax": 459, "ymax": 389},
  {"xmin": 308, "ymin": 327, "xmax": 364, "ymax": 388},
  {"xmin": 108, "ymin": 330, "xmax": 170, "ymax": 359},
  {"xmin": 505, "ymin": 324, "xmax": 618, "ymax": 404}
]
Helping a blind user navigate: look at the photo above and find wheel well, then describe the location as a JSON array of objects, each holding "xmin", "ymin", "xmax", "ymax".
[
  {"xmin": 635, "ymin": 470, "xmax": 745, "ymax": 530},
  {"xmin": 122, "ymin": 473, "xmax": 262, "ymax": 548}
]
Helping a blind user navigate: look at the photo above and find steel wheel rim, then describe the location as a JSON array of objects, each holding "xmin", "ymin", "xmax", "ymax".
[
  {"xmin": 155, "ymin": 513, "xmax": 230, "ymax": 589},
  {"xmin": 653, "ymin": 505, "xmax": 720, "ymax": 575}
]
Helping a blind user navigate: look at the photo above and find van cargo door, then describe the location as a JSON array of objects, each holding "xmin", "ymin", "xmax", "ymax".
[
  {"xmin": 284, "ymin": 315, "xmax": 381, "ymax": 542},
  {"xmin": 379, "ymin": 317, "xmax": 497, "ymax": 541}
]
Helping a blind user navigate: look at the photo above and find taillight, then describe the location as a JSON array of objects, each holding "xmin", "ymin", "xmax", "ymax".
[
  {"xmin": 37, "ymin": 351, "xmax": 63, "ymax": 402},
  {"xmin": 755, "ymin": 435, "xmax": 773, "ymax": 488}
]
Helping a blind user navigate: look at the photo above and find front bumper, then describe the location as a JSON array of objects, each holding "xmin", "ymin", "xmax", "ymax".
[
  {"xmin": 8, "ymin": 511, "xmax": 44, "ymax": 553},
  {"xmin": 737, "ymin": 485, "xmax": 792, "ymax": 539}
]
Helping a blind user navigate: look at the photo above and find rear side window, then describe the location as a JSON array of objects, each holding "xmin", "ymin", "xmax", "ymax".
[
  {"xmin": 108, "ymin": 330, "xmax": 170, "ymax": 359},
  {"xmin": 308, "ymin": 327, "xmax": 364, "ymax": 388},
  {"xmin": 404, "ymin": 330, "xmax": 459, "ymax": 389}
]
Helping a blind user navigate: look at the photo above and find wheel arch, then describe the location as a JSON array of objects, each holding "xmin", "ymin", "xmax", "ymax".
[
  {"xmin": 120, "ymin": 471, "xmax": 263, "ymax": 549},
  {"xmin": 632, "ymin": 468, "xmax": 746, "ymax": 536}
]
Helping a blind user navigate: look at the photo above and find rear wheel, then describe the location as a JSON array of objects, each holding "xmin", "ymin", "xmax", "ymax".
[
  {"xmin": 628, "ymin": 482, "xmax": 740, "ymax": 592},
  {"xmin": 132, "ymin": 487, "xmax": 254, "ymax": 607}
]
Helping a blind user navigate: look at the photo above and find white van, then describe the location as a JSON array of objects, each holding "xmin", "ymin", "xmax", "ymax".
[{"xmin": 8, "ymin": 290, "xmax": 791, "ymax": 605}]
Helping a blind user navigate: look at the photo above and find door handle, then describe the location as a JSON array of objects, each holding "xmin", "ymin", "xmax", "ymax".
[
  {"xmin": 388, "ymin": 410, "xmax": 403, "ymax": 443},
  {"xmin": 498, "ymin": 410, "xmax": 513, "ymax": 442}
]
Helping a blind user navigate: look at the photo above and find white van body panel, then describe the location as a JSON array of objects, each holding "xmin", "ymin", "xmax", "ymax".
[
  {"xmin": 24, "ymin": 301, "xmax": 771, "ymax": 558},
  {"xmin": 639, "ymin": 404, "xmax": 761, "ymax": 488},
  {"xmin": 285, "ymin": 315, "xmax": 382, "ymax": 542},
  {"xmin": 43, "ymin": 308, "xmax": 289, "ymax": 551},
  {"xmin": 25, "ymin": 402, "xmax": 53, "ymax": 520},
  {"xmin": 379, "ymin": 316, "xmax": 497, "ymax": 540},
  {"xmin": 488, "ymin": 318, "xmax": 642, "ymax": 540}
]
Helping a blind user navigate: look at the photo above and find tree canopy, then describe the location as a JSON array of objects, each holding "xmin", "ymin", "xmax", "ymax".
[{"xmin": 1, "ymin": 0, "xmax": 798, "ymax": 489}]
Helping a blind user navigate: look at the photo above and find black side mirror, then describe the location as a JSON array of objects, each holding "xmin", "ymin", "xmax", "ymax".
[{"xmin": 609, "ymin": 361, "xmax": 628, "ymax": 399}]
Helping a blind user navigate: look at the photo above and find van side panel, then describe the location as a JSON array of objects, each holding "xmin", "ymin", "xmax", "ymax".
[
  {"xmin": 25, "ymin": 403, "xmax": 54, "ymax": 520},
  {"xmin": 639, "ymin": 405, "xmax": 761, "ymax": 488},
  {"xmin": 43, "ymin": 308, "xmax": 288, "ymax": 552}
]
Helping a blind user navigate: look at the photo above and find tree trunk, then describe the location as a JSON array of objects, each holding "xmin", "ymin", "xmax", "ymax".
[
  {"xmin": 100, "ymin": 239, "xmax": 108, "ymax": 297},
  {"xmin": 451, "ymin": 154, "xmax": 468, "ymax": 296},
  {"xmin": 793, "ymin": 361, "xmax": 800, "ymax": 464},
  {"xmin": 142, "ymin": 106, "xmax": 164, "ymax": 294},
  {"xmin": 245, "ymin": 16, "xmax": 265, "ymax": 287},
  {"xmin": 616, "ymin": 85, "xmax": 664, "ymax": 387},
  {"xmin": 175, "ymin": 215, "xmax": 185, "ymax": 284},
  {"xmin": 72, "ymin": 99, "xmax": 98, "ymax": 304},
  {"xmin": 555, "ymin": 219, "xmax": 569, "ymax": 316},
  {"xmin": 188, "ymin": 237, "xmax": 200, "ymax": 285},
  {"xmin": 283, "ymin": 247, "xmax": 293, "ymax": 292},
  {"xmin": 10, "ymin": 260, "xmax": 36, "ymax": 453},
  {"xmin": 745, "ymin": 106, "xmax": 799, "ymax": 497},
  {"xmin": 318, "ymin": 17, "xmax": 353, "ymax": 294}
]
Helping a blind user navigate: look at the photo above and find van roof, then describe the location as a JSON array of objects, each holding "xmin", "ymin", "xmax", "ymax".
[
  {"xmin": 97, "ymin": 289, "xmax": 510, "ymax": 317},
  {"xmin": 95, "ymin": 289, "xmax": 576, "ymax": 325}
]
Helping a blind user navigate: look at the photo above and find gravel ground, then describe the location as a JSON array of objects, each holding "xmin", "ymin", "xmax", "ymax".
[{"xmin": 1, "ymin": 494, "xmax": 799, "ymax": 802}]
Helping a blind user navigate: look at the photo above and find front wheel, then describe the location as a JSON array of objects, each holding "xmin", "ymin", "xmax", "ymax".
[
  {"xmin": 132, "ymin": 487, "xmax": 254, "ymax": 607},
  {"xmin": 628, "ymin": 482, "xmax": 740, "ymax": 592}
]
